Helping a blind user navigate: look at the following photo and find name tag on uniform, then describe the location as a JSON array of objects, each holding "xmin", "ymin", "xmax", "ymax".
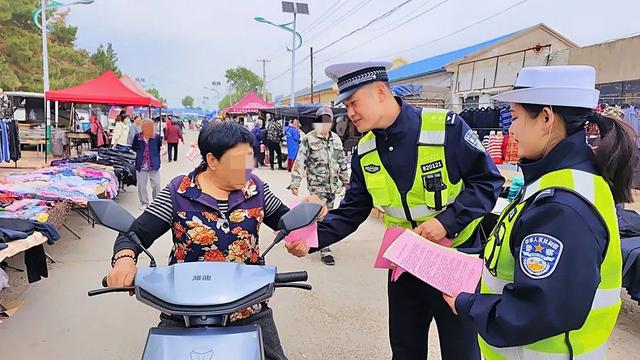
[{"xmin": 421, "ymin": 160, "xmax": 443, "ymax": 173}]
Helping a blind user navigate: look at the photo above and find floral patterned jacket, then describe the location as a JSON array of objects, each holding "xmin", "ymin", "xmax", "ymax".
[
  {"xmin": 114, "ymin": 169, "xmax": 287, "ymax": 322},
  {"xmin": 168, "ymin": 171, "xmax": 265, "ymax": 266}
]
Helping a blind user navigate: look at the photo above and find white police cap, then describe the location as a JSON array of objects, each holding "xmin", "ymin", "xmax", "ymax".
[
  {"xmin": 492, "ymin": 65, "xmax": 600, "ymax": 109},
  {"xmin": 325, "ymin": 61, "xmax": 393, "ymax": 104}
]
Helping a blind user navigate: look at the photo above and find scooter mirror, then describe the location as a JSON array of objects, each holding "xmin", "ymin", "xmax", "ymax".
[
  {"xmin": 88, "ymin": 200, "xmax": 135, "ymax": 234},
  {"xmin": 278, "ymin": 202, "xmax": 323, "ymax": 233}
]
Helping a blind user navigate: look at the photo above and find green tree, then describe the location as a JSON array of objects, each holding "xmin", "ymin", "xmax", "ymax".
[
  {"xmin": 218, "ymin": 94, "xmax": 237, "ymax": 110},
  {"xmin": 147, "ymin": 88, "xmax": 166, "ymax": 104},
  {"xmin": 91, "ymin": 42, "xmax": 121, "ymax": 76},
  {"xmin": 225, "ymin": 66, "xmax": 263, "ymax": 98},
  {"xmin": 0, "ymin": 0, "xmax": 101, "ymax": 92},
  {"xmin": 181, "ymin": 95, "xmax": 194, "ymax": 108}
]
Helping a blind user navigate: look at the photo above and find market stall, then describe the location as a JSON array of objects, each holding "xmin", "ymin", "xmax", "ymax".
[
  {"xmin": 45, "ymin": 70, "xmax": 164, "ymax": 158},
  {"xmin": 223, "ymin": 91, "xmax": 272, "ymax": 125}
]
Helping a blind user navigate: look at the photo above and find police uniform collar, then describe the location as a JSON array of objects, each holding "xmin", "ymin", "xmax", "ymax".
[
  {"xmin": 519, "ymin": 130, "xmax": 596, "ymax": 184},
  {"xmin": 372, "ymin": 97, "xmax": 409, "ymax": 141}
]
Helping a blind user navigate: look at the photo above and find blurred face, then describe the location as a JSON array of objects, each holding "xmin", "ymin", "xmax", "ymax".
[
  {"xmin": 142, "ymin": 122, "xmax": 155, "ymax": 138},
  {"xmin": 206, "ymin": 143, "xmax": 254, "ymax": 190},
  {"xmin": 509, "ymin": 103, "xmax": 555, "ymax": 160},
  {"xmin": 342, "ymin": 82, "xmax": 386, "ymax": 132},
  {"xmin": 134, "ymin": 117, "xmax": 142, "ymax": 127},
  {"xmin": 313, "ymin": 114, "xmax": 332, "ymax": 134}
]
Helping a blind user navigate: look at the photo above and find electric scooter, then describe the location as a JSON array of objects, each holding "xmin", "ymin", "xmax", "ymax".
[{"xmin": 87, "ymin": 199, "xmax": 322, "ymax": 360}]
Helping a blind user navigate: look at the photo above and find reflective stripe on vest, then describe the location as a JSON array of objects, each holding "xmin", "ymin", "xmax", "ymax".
[
  {"xmin": 479, "ymin": 169, "xmax": 621, "ymax": 359},
  {"xmin": 484, "ymin": 342, "xmax": 607, "ymax": 360},
  {"xmin": 481, "ymin": 268, "xmax": 621, "ymax": 311},
  {"xmin": 357, "ymin": 109, "xmax": 484, "ymax": 246}
]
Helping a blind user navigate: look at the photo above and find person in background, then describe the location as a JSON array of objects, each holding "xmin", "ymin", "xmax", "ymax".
[
  {"xmin": 89, "ymin": 109, "xmax": 109, "ymax": 148},
  {"xmin": 443, "ymin": 65, "xmax": 636, "ymax": 360},
  {"xmin": 132, "ymin": 119, "xmax": 162, "ymax": 210},
  {"xmin": 127, "ymin": 116, "xmax": 143, "ymax": 146},
  {"xmin": 290, "ymin": 107, "xmax": 349, "ymax": 266},
  {"xmin": 251, "ymin": 119, "xmax": 265, "ymax": 168},
  {"xmin": 266, "ymin": 118, "xmax": 286, "ymax": 170},
  {"xmin": 107, "ymin": 121, "xmax": 325, "ymax": 360},
  {"xmin": 111, "ymin": 111, "xmax": 130, "ymax": 147},
  {"xmin": 164, "ymin": 117, "xmax": 184, "ymax": 162},
  {"xmin": 285, "ymin": 118, "xmax": 301, "ymax": 172}
]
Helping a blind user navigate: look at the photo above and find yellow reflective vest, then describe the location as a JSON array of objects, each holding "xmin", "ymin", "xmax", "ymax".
[
  {"xmin": 357, "ymin": 109, "xmax": 483, "ymax": 247},
  {"xmin": 480, "ymin": 169, "xmax": 622, "ymax": 359}
]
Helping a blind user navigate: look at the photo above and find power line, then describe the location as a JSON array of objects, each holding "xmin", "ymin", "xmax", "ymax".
[
  {"xmin": 268, "ymin": 0, "xmax": 415, "ymax": 86},
  {"xmin": 367, "ymin": 0, "xmax": 437, "ymax": 32},
  {"xmin": 272, "ymin": 0, "xmax": 531, "ymax": 95},
  {"xmin": 314, "ymin": 0, "xmax": 416, "ymax": 54},
  {"xmin": 305, "ymin": 0, "xmax": 375, "ymax": 44},
  {"xmin": 316, "ymin": 0, "xmax": 448, "ymax": 64},
  {"xmin": 379, "ymin": 0, "xmax": 531, "ymax": 58},
  {"xmin": 301, "ymin": 0, "xmax": 349, "ymax": 34}
]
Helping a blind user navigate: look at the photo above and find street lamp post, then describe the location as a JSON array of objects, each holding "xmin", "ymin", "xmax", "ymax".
[
  {"xmin": 33, "ymin": 0, "xmax": 94, "ymax": 158},
  {"xmin": 254, "ymin": 2, "xmax": 309, "ymax": 107}
]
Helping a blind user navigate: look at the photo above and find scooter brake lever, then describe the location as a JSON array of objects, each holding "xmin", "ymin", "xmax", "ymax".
[
  {"xmin": 88, "ymin": 287, "xmax": 135, "ymax": 297},
  {"xmin": 274, "ymin": 283, "xmax": 312, "ymax": 291}
]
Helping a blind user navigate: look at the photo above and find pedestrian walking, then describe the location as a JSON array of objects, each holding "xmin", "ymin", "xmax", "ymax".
[
  {"xmin": 290, "ymin": 107, "xmax": 350, "ymax": 266},
  {"xmin": 164, "ymin": 117, "xmax": 184, "ymax": 162},
  {"xmin": 285, "ymin": 118, "xmax": 301, "ymax": 172},
  {"xmin": 251, "ymin": 120, "xmax": 265, "ymax": 168},
  {"xmin": 266, "ymin": 118, "xmax": 286, "ymax": 170},
  {"xmin": 132, "ymin": 119, "xmax": 162, "ymax": 210},
  {"xmin": 111, "ymin": 111, "xmax": 130, "ymax": 147},
  {"xmin": 127, "ymin": 116, "xmax": 143, "ymax": 146}
]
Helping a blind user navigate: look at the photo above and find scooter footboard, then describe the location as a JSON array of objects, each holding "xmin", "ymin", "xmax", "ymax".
[{"xmin": 142, "ymin": 325, "xmax": 264, "ymax": 360}]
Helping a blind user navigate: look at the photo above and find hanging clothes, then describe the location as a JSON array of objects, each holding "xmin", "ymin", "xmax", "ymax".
[
  {"xmin": 499, "ymin": 106, "xmax": 512, "ymax": 134},
  {"xmin": 0, "ymin": 119, "xmax": 21, "ymax": 163},
  {"xmin": 487, "ymin": 133, "xmax": 503, "ymax": 164}
]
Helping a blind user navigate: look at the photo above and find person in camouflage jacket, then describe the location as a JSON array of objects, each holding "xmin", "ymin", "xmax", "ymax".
[{"xmin": 289, "ymin": 107, "xmax": 349, "ymax": 265}]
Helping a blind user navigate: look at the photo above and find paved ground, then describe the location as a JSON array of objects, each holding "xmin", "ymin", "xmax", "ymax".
[{"xmin": 0, "ymin": 129, "xmax": 639, "ymax": 359}]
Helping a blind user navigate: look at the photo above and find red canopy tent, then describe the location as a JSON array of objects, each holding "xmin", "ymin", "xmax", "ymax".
[
  {"xmin": 225, "ymin": 91, "xmax": 272, "ymax": 114},
  {"xmin": 45, "ymin": 70, "xmax": 160, "ymax": 107}
]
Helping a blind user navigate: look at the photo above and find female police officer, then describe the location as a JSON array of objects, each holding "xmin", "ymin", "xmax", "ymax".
[{"xmin": 444, "ymin": 65, "xmax": 637, "ymax": 359}]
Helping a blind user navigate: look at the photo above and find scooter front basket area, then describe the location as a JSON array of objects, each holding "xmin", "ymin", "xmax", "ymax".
[{"xmin": 142, "ymin": 325, "xmax": 264, "ymax": 360}]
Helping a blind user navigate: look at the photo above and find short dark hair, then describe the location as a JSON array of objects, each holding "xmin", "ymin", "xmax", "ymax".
[{"xmin": 198, "ymin": 121, "xmax": 254, "ymax": 160}]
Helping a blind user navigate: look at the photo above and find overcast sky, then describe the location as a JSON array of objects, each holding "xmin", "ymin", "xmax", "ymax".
[{"xmin": 65, "ymin": 0, "xmax": 639, "ymax": 108}]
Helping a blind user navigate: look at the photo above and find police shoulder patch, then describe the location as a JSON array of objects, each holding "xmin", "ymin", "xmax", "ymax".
[
  {"xmin": 364, "ymin": 164, "xmax": 381, "ymax": 174},
  {"xmin": 464, "ymin": 129, "xmax": 485, "ymax": 152},
  {"xmin": 519, "ymin": 233, "xmax": 564, "ymax": 279}
]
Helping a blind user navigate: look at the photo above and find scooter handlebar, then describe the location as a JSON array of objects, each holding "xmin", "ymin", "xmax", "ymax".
[{"xmin": 275, "ymin": 271, "xmax": 308, "ymax": 284}]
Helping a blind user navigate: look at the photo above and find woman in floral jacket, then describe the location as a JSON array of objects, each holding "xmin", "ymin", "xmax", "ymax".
[{"xmin": 107, "ymin": 121, "xmax": 320, "ymax": 360}]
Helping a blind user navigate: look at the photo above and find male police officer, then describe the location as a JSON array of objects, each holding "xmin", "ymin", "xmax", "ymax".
[{"xmin": 286, "ymin": 61, "xmax": 504, "ymax": 359}]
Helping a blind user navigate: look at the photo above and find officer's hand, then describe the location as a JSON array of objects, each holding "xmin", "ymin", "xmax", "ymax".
[
  {"xmin": 303, "ymin": 195, "xmax": 329, "ymax": 217},
  {"xmin": 443, "ymin": 293, "xmax": 459, "ymax": 315},
  {"xmin": 285, "ymin": 240, "xmax": 310, "ymax": 257},
  {"xmin": 107, "ymin": 251, "xmax": 137, "ymax": 289},
  {"xmin": 291, "ymin": 187, "xmax": 299, "ymax": 196},
  {"xmin": 413, "ymin": 219, "xmax": 447, "ymax": 242}
]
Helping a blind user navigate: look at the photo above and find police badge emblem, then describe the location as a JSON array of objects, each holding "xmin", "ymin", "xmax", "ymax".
[{"xmin": 519, "ymin": 233, "xmax": 564, "ymax": 279}]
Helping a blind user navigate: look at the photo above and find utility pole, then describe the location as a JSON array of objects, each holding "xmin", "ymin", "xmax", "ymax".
[
  {"xmin": 256, "ymin": 59, "xmax": 271, "ymax": 101},
  {"xmin": 310, "ymin": 47, "xmax": 314, "ymax": 104}
]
